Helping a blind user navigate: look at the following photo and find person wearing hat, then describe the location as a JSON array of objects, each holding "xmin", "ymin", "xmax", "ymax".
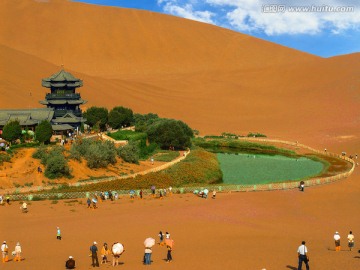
[
  {"xmin": 1, "ymin": 241, "xmax": 9, "ymax": 263},
  {"xmin": 297, "ymin": 240, "xmax": 310, "ymax": 270},
  {"xmin": 101, "ymin": 243, "xmax": 110, "ymax": 264},
  {"xmin": 334, "ymin": 232, "xmax": 341, "ymax": 251},
  {"xmin": 90, "ymin": 241, "xmax": 99, "ymax": 267},
  {"xmin": 57, "ymin": 227, "xmax": 62, "ymax": 240},
  {"xmin": 65, "ymin": 255, "xmax": 76, "ymax": 269},
  {"xmin": 13, "ymin": 242, "xmax": 22, "ymax": 262}
]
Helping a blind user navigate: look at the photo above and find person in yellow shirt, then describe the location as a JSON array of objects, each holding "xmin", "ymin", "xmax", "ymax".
[
  {"xmin": 347, "ymin": 231, "xmax": 354, "ymax": 251},
  {"xmin": 101, "ymin": 243, "xmax": 110, "ymax": 264}
]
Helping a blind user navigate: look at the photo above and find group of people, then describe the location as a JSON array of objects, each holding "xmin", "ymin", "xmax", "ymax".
[
  {"xmin": 0, "ymin": 194, "xmax": 10, "ymax": 205},
  {"xmin": 1, "ymin": 241, "xmax": 22, "ymax": 263},
  {"xmin": 297, "ymin": 231, "xmax": 355, "ymax": 270},
  {"xmin": 333, "ymin": 231, "xmax": 355, "ymax": 252}
]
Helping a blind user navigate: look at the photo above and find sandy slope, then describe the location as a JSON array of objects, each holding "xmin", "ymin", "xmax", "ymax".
[{"xmin": 0, "ymin": 1, "xmax": 360, "ymax": 269}]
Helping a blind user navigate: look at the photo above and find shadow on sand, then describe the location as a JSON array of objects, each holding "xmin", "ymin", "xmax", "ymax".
[{"xmin": 286, "ymin": 266, "xmax": 297, "ymax": 270}]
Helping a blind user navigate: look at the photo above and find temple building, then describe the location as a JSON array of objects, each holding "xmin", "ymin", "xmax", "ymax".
[{"xmin": 0, "ymin": 69, "xmax": 87, "ymax": 134}]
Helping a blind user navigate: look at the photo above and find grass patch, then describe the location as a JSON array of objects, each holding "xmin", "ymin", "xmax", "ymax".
[
  {"xmin": 107, "ymin": 130, "xmax": 147, "ymax": 141},
  {"xmin": 153, "ymin": 151, "xmax": 180, "ymax": 162}
]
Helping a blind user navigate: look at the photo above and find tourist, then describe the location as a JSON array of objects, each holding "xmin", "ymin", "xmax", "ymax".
[
  {"xmin": 212, "ymin": 190, "xmax": 216, "ymax": 199},
  {"xmin": 347, "ymin": 231, "xmax": 355, "ymax": 251},
  {"xmin": 140, "ymin": 189, "xmax": 143, "ymax": 199},
  {"xmin": 21, "ymin": 202, "xmax": 28, "ymax": 213},
  {"xmin": 151, "ymin": 157, "xmax": 154, "ymax": 165},
  {"xmin": 165, "ymin": 232, "xmax": 170, "ymax": 239},
  {"xmin": 57, "ymin": 227, "xmax": 62, "ymax": 240},
  {"xmin": 65, "ymin": 255, "xmax": 76, "ymax": 269},
  {"xmin": 334, "ymin": 232, "xmax": 341, "ymax": 251},
  {"xmin": 166, "ymin": 244, "xmax": 173, "ymax": 263},
  {"xmin": 14, "ymin": 242, "xmax": 21, "ymax": 262},
  {"xmin": 92, "ymin": 198, "xmax": 97, "ymax": 209},
  {"xmin": 1, "ymin": 241, "xmax": 9, "ymax": 263},
  {"xmin": 158, "ymin": 231, "xmax": 164, "ymax": 245},
  {"xmin": 87, "ymin": 198, "xmax": 91, "ymax": 208},
  {"xmin": 169, "ymin": 186, "xmax": 172, "ymax": 195},
  {"xmin": 101, "ymin": 243, "xmax": 110, "ymax": 264},
  {"xmin": 90, "ymin": 241, "xmax": 99, "ymax": 267},
  {"xmin": 144, "ymin": 247, "xmax": 152, "ymax": 265},
  {"xmin": 297, "ymin": 241, "xmax": 310, "ymax": 270},
  {"xmin": 6, "ymin": 195, "xmax": 10, "ymax": 205},
  {"xmin": 151, "ymin": 185, "xmax": 156, "ymax": 197},
  {"xmin": 299, "ymin": 181, "xmax": 305, "ymax": 192}
]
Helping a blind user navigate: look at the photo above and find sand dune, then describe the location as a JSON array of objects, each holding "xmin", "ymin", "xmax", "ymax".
[{"xmin": 1, "ymin": 1, "xmax": 360, "ymax": 270}]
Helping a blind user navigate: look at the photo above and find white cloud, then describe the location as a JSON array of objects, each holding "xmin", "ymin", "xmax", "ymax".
[
  {"xmin": 158, "ymin": 0, "xmax": 215, "ymax": 24},
  {"xmin": 158, "ymin": 0, "xmax": 360, "ymax": 35}
]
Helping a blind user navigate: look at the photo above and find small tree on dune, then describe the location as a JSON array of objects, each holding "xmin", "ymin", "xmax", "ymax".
[{"xmin": 35, "ymin": 120, "xmax": 53, "ymax": 144}]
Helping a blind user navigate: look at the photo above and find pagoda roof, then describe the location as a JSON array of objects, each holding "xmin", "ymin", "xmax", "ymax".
[
  {"xmin": 52, "ymin": 112, "xmax": 86, "ymax": 123},
  {"xmin": 0, "ymin": 108, "xmax": 54, "ymax": 126},
  {"xmin": 39, "ymin": 99, "xmax": 87, "ymax": 105},
  {"xmin": 42, "ymin": 69, "xmax": 83, "ymax": 88},
  {"xmin": 52, "ymin": 124, "xmax": 74, "ymax": 131}
]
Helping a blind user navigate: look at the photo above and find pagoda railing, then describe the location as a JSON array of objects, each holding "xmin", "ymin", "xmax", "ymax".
[{"xmin": 46, "ymin": 93, "xmax": 81, "ymax": 100}]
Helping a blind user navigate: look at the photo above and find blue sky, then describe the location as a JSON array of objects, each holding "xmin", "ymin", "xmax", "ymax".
[{"xmin": 72, "ymin": 0, "xmax": 360, "ymax": 57}]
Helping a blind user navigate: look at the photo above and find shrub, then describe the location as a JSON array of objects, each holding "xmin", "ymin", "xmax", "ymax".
[
  {"xmin": 85, "ymin": 141, "xmax": 117, "ymax": 169},
  {"xmin": 0, "ymin": 153, "xmax": 11, "ymax": 165},
  {"xmin": 134, "ymin": 113, "xmax": 159, "ymax": 132},
  {"xmin": 45, "ymin": 154, "xmax": 71, "ymax": 179},
  {"xmin": 117, "ymin": 141, "xmax": 140, "ymax": 164},
  {"xmin": 70, "ymin": 139, "xmax": 117, "ymax": 168}
]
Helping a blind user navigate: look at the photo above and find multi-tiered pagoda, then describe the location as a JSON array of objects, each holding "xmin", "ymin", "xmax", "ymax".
[{"xmin": 40, "ymin": 69, "xmax": 87, "ymax": 132}]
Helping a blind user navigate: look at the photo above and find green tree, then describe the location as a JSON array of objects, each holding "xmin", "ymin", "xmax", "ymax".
[
  {"xmin": 146, "ymin": 119, "xmax": 193, "ymax": 150},
  {"xmin": 108, "ymin": 106, "xmax": 134, "ymax": 129},
  {"xmin": 45, "ymin": 154, "xmax": 71, "ymax": 179},
  {"xmin": 35, "ymin": 120, "xmax": 53, "ymax": 144},
  {"xmin": 2, "ymin": 120, "xmax": 22, "ymax": 144},
  {"xmin": 83, "ymin": 107, "xmax": 108, "ymax": 131},
  {"xmin": 134, "ymin": 113, "xmax": 159, "ymax": 132}
]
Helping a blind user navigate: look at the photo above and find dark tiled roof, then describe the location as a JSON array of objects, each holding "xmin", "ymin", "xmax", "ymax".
[
  {"xmin": 0, "ymin": 108, "xmax": 54, "ymax": 126},
  {"xmin": 42, "ymin": 69, "xmax": 83, "ymax": 88}
]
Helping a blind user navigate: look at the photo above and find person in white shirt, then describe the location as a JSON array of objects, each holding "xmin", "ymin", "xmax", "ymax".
[
  {"xmin": 1, "ymin": 241, "xmax": 9, "ymax": 263},
  {"xmin": 14, "ymin": 242, "xmax": 21, "ymax": 262},
  {"xmin": 347, "ymin": 231, "xmax": 354, "ymax": 251},
  {"xmin": 297, "ymin": 241, "xmax": 310, "ymax": 270},
  {"xmin": 334, "ymin": 232, "xmax": 341, "ymax": 251}
]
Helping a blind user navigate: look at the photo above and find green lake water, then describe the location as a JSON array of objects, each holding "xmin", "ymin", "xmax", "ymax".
[{"xmin": 217, "ymin": 153, "xmax": 324, "ymax": 185}]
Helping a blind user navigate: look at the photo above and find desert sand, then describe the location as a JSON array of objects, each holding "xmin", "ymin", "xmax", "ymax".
[{"xmin": 0, "ymin": 0, "xmax": 360, "ymax": 269}]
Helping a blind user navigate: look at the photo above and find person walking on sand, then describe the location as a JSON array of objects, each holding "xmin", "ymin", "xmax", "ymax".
[
  {"xmin": 14, "ymin": 242, "xmax": 22, "ymax": 262},
  {"xmin": 101, "ymin": 243, "xmax": 110, "ymax": 264},
  {"xmin": 212, "ymin": 190, "xmax": 216, "ymax": 199},
  {"xmin": 297, "ymin": 241, "xmax": 310, "ymax": 270},
  {"xmin": 166, "ymin": 244, "xmax": 173, "ymax": 263},
  {"xmin": 1, "ymin": 241, "xmax": 9, "ymax": 263},
  {"xmin": 140, "ymin": 189, "xmax": 143, "ymax": 199},
  {"xmin": 348, "ymin": 231, "xmax": 355, "ymax": 251},
  {"xmin": 87, "ymin": 198, "xmax": 91, "ymax": 208},
  {"xmin": 90, "ymin": 241, "xmax": 99, "ymax": 267},
  {"xmin": 65, "ymin": 255, "xmax": 76, "ymax": 269},
  {"xmin": 57, "ymin": 227, "xmax": 62, "ymax": 240},
  {"xmin": 158, "ymin": 231, "xmax": 164, "ymax": 245},
  {"xmin": 334, "ymin": 232, "xmax": 341, "ymax": 251},
  {"xmin": 144, "ymin": 247, "xmax": 152, "ymax": 265}
]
